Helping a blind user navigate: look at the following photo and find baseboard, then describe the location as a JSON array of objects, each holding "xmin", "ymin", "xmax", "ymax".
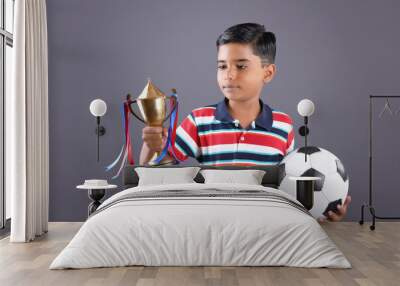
[{"xmin": 0, "ymin": 218, "xmax": 11, "ymax": 239}]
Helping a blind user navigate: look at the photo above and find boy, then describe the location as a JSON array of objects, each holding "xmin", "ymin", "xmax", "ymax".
[{"xmin": 139, "ymin": 23, "xmax": 350, "ymax": 221}]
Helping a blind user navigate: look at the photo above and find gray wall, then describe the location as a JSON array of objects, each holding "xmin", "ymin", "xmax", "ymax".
[{"xmin": 47, "ymin": 0, "xmax": 400, "ymax": 222}]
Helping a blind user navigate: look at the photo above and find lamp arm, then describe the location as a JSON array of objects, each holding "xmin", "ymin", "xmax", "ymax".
[
  {"xmin": 97, "ymin": 116, "xmax": 100, "ymax": 162},
  {"xmin": 304, "ymin": 116, "xmax": 308, "ymax": 162}
]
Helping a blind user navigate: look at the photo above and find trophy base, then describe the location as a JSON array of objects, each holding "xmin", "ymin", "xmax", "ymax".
[{"xmin": 147, "ymin": 153, "xmax": 176, "ymax": 166}]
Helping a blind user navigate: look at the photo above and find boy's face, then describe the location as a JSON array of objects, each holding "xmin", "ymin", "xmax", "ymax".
[{"xmin": 217, "ymin": 43, "xmax": 276, "ymax": 103}]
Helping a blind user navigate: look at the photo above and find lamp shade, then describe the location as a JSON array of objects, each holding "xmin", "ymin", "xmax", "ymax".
[
  {"xmin": 297, "ymin": 99, "xmax": 315, "ymax": 117},
  {"xmin": 89, "ymin": 99, "xmax": 107, "ymax": 117}
]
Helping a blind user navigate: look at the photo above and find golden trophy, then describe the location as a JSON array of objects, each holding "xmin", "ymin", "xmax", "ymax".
[{"xmin": 127, "ymin": 79, "xmax": 177, "ymax": 166}]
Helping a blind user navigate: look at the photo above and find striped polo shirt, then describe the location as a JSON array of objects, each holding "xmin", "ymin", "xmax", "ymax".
[{"xmin": 169, "ymin": 98, "xmax": 295, "ymax": 166}]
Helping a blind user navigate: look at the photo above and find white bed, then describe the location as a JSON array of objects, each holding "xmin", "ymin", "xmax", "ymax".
[{"xmin": 50, "ymin": 183, "xmax": 351, "ymax": 269}]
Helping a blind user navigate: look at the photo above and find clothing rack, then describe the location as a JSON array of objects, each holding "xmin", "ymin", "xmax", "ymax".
[{"xmin": 359, "ymin": 95, "xmax": 400, "ymax": 230}]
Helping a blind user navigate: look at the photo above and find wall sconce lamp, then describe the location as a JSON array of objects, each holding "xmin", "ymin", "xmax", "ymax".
[
  {"xmin": 297, "ymin": 99, "xmax": 315, "ymax": 162},
  {"xmin": 89, "ymin": 99, "xmax": 107, "ymax": 162}
]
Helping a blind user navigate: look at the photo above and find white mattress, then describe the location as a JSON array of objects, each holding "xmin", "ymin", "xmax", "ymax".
[{"xmin": 50, "ymin": 183, "xmax": 351, "ymax": 269}]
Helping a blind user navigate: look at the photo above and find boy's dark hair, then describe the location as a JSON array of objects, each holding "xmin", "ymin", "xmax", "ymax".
[{"xmin": 216, "ymin": 23, "xmax": 276, "ymax": 64}]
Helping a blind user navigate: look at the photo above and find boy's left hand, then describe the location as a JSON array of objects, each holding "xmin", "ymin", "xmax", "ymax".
[{"xmin": 317, "ymin": 195, "xmax": 351, "ymax": 223}]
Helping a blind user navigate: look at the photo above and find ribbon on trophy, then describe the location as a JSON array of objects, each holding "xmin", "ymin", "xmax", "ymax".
[
  {"xmin": 153, "ymin": 89, "xmax": 180, "ymax": 164},
  {"xmin": 106, "ymin": 81, "xmax": 180, "ymax": 179},
  {"xmin": 105, "ymin": 95, "xmax": 135, "ymax": 179}
]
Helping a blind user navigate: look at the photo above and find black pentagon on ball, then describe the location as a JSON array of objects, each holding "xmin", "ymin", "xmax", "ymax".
[
  {"xmin": 297, "ymin": 146, "xmax": 321, "ymax": 155},
  {"xmin": 323, "ymin": 199, "xmax": 343, "ymax": 217},
  {"xmin": 278, "ymin": 163, "xmax": 286, "ymax": 186},
  {"xmin": 301, "ymin": 168, "xmax": 325, "ymax": 191},
  {"xmin": 335, "ymin": 159, "xmax": 348, "ymax": 182}
]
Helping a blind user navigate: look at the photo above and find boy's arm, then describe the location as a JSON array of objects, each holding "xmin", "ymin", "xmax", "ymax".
[
  {"xmin": 140, "ymin": 112, "xmax": 201, "ymax": 165},
  {"xmin": 139, "ymin": 127, "xmax": 174, "ymax": 165},
  {"xmin": 139, "ymin": 143, "xmax": 174, "ymax": 166},
  {"xmin": 167, "ymin": 112, "xmax": 201, "ymax": 162},
  {"xmin": 286, "ymin": 131, "xmax": 295, "ymax": 154},
  {"xmin": 286, "ymin": 117, "xmax": 295, "ymax": 155},
  {"xmin": 139, "ymin": 143, "xmax": 153, "ymax": 165}
]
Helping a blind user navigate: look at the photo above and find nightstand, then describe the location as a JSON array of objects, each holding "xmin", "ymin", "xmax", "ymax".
[
  {"xmin": 76, "ymin": 180, "xmax": 117, "ymax": 217},
  {"xmin": 288, "ymin": 176, "xmax": 321, "ymax": 210}
]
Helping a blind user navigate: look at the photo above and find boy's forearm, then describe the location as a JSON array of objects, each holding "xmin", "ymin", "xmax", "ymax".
[
  {"xmin": 139, "ymin": 144, "xmax": 174, "ymax": 165},
  {"xmin": 139, "ymin": 144, "xmax": 154, "ymax": 165}
]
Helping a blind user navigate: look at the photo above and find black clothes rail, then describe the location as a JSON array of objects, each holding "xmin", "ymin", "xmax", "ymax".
[{"xmin": 360, "ymin": 95, "xmax": 400, "ymax": 230}]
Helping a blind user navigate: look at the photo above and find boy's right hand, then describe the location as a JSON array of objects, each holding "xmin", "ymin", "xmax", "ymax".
[{"xmin": 142, "ymin": 126, "xmax": 168, "ymax": 153}]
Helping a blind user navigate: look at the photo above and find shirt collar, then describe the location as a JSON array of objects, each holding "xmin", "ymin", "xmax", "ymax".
[{"xmin": 215, "ymin": 98, "xmax": 273, "ymax": 130}]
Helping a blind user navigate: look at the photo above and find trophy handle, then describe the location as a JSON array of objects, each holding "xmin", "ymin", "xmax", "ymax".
[
  {"xmin": 126, "ymin": 94, "xmax": 146, "ymax": 123},
  {"xmin": 164, "ymin": 94, "xmax": 178, "ymax": 123}
]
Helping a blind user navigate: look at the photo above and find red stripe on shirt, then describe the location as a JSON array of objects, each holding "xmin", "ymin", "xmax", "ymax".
[
  {"xmin": 212, "ymin": 162, "xmax": 263, "ymax": 167},
  {"xmin": 273, "ymin": 112, "xmax": 293, "ymax": 124},
  {"xmin": 199, "ymin": 132, "xmax": 286, "ymax": 152},
  {"xmin": 168, "ymin": 144, "xmax": 188, "ymax": 161},
  {"xmin": 192, "ymin": 107, "xmax": 216, "ymax": 117},
  {"xmin": 180, "ymin": 116, "xmax": 198, "ymax": 142}
]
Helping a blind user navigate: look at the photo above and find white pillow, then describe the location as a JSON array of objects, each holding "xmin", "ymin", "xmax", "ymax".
[
  {"xmin": 135, "ymin": 167, "xmax": 201, "ymax": 186},
  {"xmin": 200, "ymin": 169, "xmax": 266, "ymax": 185}
]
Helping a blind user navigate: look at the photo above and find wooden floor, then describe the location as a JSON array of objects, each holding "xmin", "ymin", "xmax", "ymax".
[{"xmin": 0, "ymin": 222, "xmax": 399, "ymax": 286}]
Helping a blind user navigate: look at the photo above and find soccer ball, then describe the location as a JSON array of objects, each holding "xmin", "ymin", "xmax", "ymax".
[{"xmin": 278, "ymin": 146, "xmax": 349, "ymax": 219}]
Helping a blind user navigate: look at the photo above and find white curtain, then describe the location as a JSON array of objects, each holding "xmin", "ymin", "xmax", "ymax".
[{"xmin": 8, "ymin": 0, "xmax": 49, "ymax": 242}]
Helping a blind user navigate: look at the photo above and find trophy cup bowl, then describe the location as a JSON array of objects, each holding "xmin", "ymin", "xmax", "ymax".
[
  {"xmin": 137, "ymin": 97, "xmax": 166, "ymax": 127},
  {"xmin": 128, "ymin": 93, "xmax": 177, "ymax": 166}
]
